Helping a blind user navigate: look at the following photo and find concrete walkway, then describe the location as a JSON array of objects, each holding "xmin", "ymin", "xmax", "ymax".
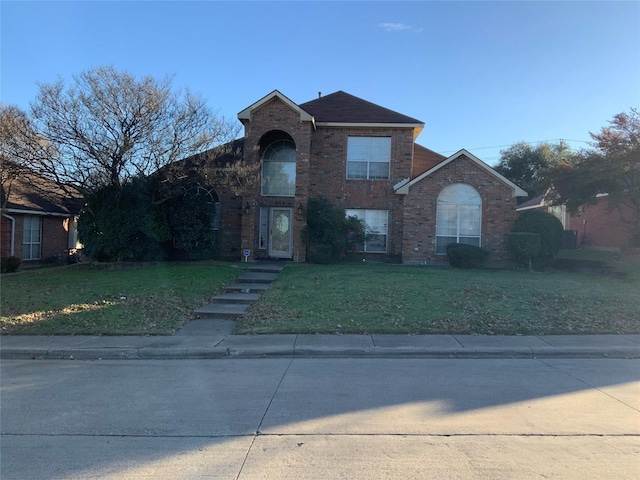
[{"xmin": 1, "ymin": 261, "xmax": 639, "ymax": 360}]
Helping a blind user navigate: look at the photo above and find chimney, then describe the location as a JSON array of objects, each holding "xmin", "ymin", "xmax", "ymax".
[{"xmin": 318, "ymin": 91, "xmax": 322, "ymax": 98}]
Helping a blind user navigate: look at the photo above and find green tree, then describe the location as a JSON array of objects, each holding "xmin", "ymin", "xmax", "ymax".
[
  {"xmin": 494, "ymin": 141, "xmax": 576, "ymax": 202},
  {"xmin": 549, "ymin": 108, "xmax": 640, "ymax": 245}
]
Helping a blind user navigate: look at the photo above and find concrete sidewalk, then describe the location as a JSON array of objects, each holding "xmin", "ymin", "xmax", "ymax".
[{"xmin": 2, "ymin": 332, "xmax": 639, "ymax": 360}]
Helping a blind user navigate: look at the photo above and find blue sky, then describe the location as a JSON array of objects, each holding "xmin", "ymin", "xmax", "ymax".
[{"xmin": 2, "ymin": 0, "xmax": 639, "ymax": 165}]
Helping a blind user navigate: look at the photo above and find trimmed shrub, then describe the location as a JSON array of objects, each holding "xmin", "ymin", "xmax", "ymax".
[
  {"xmin": 1, "ymin": 256, "xmax": 21, "ymax": 273},
  {"xmin": 446, "ymin": 243, "xmax": 490, "ymax": 269},
  {"xmin": 508, "ymin": 232, "xmax": 541, "ymax": 270},
  {"xmin": 512, "ymin": 210, "xmax": 564, "ymax": 269}
]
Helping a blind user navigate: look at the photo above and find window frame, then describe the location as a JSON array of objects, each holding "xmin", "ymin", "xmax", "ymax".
[
  {"xmin": 345, "ymin": 209, "xmax": 389, "ymax": 253},
  {"xmin": 261, "ymin": 140, "xmax": 297, "ymax": 197},
  {"xmin": 22, "ymin": 215, "xmax": 42, "ymax": 260},
  {"xmin": 346, "ymin": 136, "xmax": 391, "ymax": 180},
  {"xmin": 435, "ymin": 184, "xmax": 482, "ymax": 255}
]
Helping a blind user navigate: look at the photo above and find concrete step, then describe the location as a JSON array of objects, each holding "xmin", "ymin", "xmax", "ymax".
[
  {"xmin": 225, "ymin": 283, "xmax": 271, "ymax": 294},
  {"xmin": 211, "ymin": 292, "xmax": 261, "ymax": 304},
  {"xmin": 237, "ymin": 272, "xmax": 278, "ymax": 284},
  {"xmin": 247, "ymin": 263, "xmax": 286, "ymax": 273},
  {"xmin": 194, "ymin": 303, "xmax": 249, "ymax": 318}
]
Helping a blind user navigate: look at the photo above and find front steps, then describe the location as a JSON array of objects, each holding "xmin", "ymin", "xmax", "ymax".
[{"xmin": 192, "ymin": 262, "xmax": 285, "ymax": 320}]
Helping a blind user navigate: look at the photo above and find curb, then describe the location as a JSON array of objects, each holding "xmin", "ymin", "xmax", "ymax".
[{"xmin": 2, "ymin": 346, "xmax": 639, "ymax": 360}]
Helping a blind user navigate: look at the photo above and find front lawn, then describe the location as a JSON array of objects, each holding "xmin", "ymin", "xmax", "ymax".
[
  {"xmin": 1, "ymin": 262, "xmax": 243, "ymax": 335},
  {"xmin": 237, "ymin": 263, "xmax": 640, "ymax": 335}
]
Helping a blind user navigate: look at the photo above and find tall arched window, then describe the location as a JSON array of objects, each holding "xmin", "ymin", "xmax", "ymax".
[
  {"xmin": 436, "ymin": 183, "xmax": 482, "ymax": 254},
  {"xmin": 262, "ymin": 140, "xmax": 296, "ymax": 196}
]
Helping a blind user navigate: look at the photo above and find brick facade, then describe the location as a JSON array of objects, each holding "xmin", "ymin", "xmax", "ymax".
[
  {"xmin": 206, "ymin": 90, "xmax": 525, "ymax": 265},
  {"xmin": 402, "ymin": 155, "xmax": 518, "ymax": 264}
]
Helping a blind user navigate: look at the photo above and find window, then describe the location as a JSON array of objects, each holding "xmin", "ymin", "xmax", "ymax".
[
  {"xmin": 346, "ymin": 209, "xmax": 388, "ymax": 253},
  {"xmin": 436, "ymin": 184, "xmax": 482, "ymax": 254},
  {"xmin": 23, "ymin": 215, "xmax": 42, "ymax": 260},
  {"xmin": 262, "ymin": 140, "xmax": 296, "ymax": 196},
  {"xmin": 347, "ymin": 137, "xmax": 391, "ymax": 180}
]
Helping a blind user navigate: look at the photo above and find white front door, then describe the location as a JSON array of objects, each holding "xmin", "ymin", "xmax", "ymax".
[{"xmin": 269, "ymin": 208, "xmax": 293, "ymax": 258}]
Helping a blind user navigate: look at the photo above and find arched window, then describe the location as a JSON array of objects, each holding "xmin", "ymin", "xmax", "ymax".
[
  {"xmin": 436, "ymin": 183, "xmax": 482, "ymax": 254},
  {"xmin": 262, "ymin": 139, "xmax": 296, "ymax": 196}
]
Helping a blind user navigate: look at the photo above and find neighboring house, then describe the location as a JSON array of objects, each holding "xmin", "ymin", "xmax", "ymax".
[
  {"xmin": 176, "ymin": 90, "xmax": 527, "ymax": 264},
  {"xmin": 568, "ymin": 194, "xmax": 637, "ymax": 249},
  {"xmin": 1, "ymin": 171, "xmax": 82, "ymax": 263},
  {"xmin": 516, "ymin": 192, "xmax": 571, "ymax": 229},
  {"xmin": 517, "ymin": 191, "xmax": 637, "ymax": 250}
]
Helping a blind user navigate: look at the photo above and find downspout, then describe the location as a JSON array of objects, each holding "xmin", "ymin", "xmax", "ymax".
[{"xmin": 2, "ymin": 213, "xmax": 16, "ymax": 256}]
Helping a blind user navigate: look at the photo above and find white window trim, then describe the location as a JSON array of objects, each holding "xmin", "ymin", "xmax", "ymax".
[
  {"xmin": 346, "ymin": 137, "xmax": 391, "ymax": 180},
  {"xmin": 23, "ymin": 215, "xmax": 42, "ymax": 260},
  {"xmin": 346, "ymin": 209, "xmax": 389, "ymax": 253},
  {"xmin": 435, "ymin": 184, "xmax": 482, "ymax": 255}
]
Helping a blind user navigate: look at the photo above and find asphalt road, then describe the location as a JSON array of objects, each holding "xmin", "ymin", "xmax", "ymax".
[{"xmin": 1, "ymin": 357, "xmax": 639, "ymax": 479}]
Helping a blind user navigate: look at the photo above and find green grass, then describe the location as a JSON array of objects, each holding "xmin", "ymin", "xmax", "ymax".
[
  {"xmin": 237, "ymin": 263, "xmax": 640, "ymax": 335},
  {"xmin": 3, "ymin": 261, "xmax": 639, "ymax": 336},
  {"xmin": 1, "ymin": 262, "xmax": 243, "ymax": 335}
]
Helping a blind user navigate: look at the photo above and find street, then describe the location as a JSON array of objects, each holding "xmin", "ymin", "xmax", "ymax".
[{"xmin": 2, "ymin": 357, "xmax": 639, "ymax": 479}]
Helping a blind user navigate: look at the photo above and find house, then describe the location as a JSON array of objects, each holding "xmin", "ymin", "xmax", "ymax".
[
  {"xmin": 517, "ymin": 191, "xmax": 638, "ymax": 252},
  {"xmin": 1, "ymin": 170, "xmax": 82, "ymax": 263},
  {"xmin": 174, "ymin": 90, "xmax": 527, "ymax": 264}
]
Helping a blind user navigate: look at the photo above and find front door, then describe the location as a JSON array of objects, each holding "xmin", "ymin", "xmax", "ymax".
[{"xmin": 269, "ymin": 208, "xmax": 293, "ymax": 258}]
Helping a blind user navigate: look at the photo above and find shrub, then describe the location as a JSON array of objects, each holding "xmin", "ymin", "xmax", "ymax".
[
  {"xmin": 508, "ymin": 232, "xmax": 541, "ymax": 270},
  {"xmin": 1, "ymin": 256, "xmax": 22, "ymax": 273},
  {"xmin": 301, "ymin": 197, "xmax": 366, "ymax": 264},
  {"xmin": 446, "ymin": 243, "xmax": 490, "ymax": 269},
  {"xmin": 512, "ymin": 210, "xmax": 564, "ymax": 269}
]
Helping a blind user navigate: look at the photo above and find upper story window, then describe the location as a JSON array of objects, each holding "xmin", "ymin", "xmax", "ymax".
[
  {"xmin": 436, "ymin": 183, "xmax": 482, "ymax": 254},
  {"xmin": 347, "ymin": 137, "xmax": 391, "ymax": 180},
  {"xmin": 262, "ymin": 140, "xmax": 296, "ymax": 196}
]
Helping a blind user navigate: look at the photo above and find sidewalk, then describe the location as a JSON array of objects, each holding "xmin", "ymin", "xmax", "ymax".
[{"xmin": 2, "ymin": 332, "xmax": 639, "ymax": 360}]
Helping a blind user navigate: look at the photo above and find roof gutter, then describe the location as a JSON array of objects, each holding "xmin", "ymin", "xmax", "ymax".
[{"xmin": 2, "ymin": 213, "xmax": 16, "ymax": 256}]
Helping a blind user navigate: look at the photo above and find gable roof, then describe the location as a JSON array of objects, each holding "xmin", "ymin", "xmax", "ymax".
[
  {"xmin": 300, "ymin": 91, "xmax": 424, "ymax": 125},
  {"xmin": 237, "ymin": 90, "xmax": 313, "ymax": 123},
  {"xmin": 395, "ymin": 149, "xmax": 528, "ymax": 197},
  {"xmin": 3, "ymin": 170, "xmax": 82, "ymax": 216}
]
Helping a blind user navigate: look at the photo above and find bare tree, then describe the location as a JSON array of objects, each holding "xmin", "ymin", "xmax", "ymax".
[
  {"xmin": 30, "ymin": 66, "xmax": 239, "ymax": 194},
  {"xmin": 0, "ymin": 104, "xmax": 56, "ymax": 209}
]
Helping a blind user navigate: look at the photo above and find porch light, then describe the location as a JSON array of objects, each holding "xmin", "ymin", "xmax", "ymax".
[
  {"xmin": 245, "ymin": 202, "xmax": 251, "ymax": 214},
  {"xmin": 297, "ymin": 202, "xmax": 304, "ymax": 215}
]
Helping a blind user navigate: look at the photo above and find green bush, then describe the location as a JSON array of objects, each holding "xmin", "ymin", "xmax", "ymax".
[
  {"xmin": 301, "ymin": 197, "xmax": 365, "ymax": 264},
  {"xmin": 512, "ymin": 210, "xmax": 564, "ymax": 269},
  {"xmin": 78, "ymin": 177, "xmax": 168, "ymax": 262},
  {"xmin": 508, "ymin": 232, "xmax": 541, "ymax": 270},
  {"xmin": 446, "ymin": 243, "xmax": 490, "ymax": 269},
  {"xmin": 1, "ymin": 256, "xmax": 21, "ymax": 273}
]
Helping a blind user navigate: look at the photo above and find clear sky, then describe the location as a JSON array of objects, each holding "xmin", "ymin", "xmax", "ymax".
[{"xmin": 2, "ymin": 0, "xmax": 639, "ymax": 165}]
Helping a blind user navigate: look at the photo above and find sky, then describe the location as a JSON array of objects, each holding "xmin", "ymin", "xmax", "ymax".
[{"xmin": 1, "ymin": 0, "xmax": 639, "ymax": 165}]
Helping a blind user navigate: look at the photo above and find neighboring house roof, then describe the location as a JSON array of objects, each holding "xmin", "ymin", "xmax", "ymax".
[
  {"xmin": 3, "ymin": 170, "xmax": 82, "ymax": 216},
  {"xmin": 516, "ymin": 193, "xmax": 547, "ymax": 211},
  {"xmin": 412, "ymin": 144, "xmax": 447, "ymax": 177},
  {"xmin": 395, "ymin": 149, "xmax": 528, "ymax": 197}
]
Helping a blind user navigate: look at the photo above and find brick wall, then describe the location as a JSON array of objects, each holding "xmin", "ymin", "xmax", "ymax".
[
  {"xmin": 307, "ymin": 126, "xmax": 415, "ymax": 259},
  {"xmin": 402, "ymin": 155, "xmax": 518, "ymax": 265},
  {"xmin": 239, "ymin": 97, "xmax": 312, "ymax": 262},
  {"xmin": 569, "ymin": 195, "xmax": 636, "ymax": 248}
]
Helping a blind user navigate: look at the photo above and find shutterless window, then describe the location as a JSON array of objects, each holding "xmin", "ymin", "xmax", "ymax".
[
  {"xmin": 347, "ymin": 137, "xmax": 391, "ymax": 179},
  {"xmin": 436, "ymin": 184, "xmax": 482, "ymax": 254},
  {"xmin": 23, "ymin": 215, "xmax": 42, "ymax": 260},
  {"xmin": 262, "ymin": 140, "xmax": 296, "ymax": 196},
  {"xmin": 346, "ymin": 209, "xmax": 388, "ymax": 253}
]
